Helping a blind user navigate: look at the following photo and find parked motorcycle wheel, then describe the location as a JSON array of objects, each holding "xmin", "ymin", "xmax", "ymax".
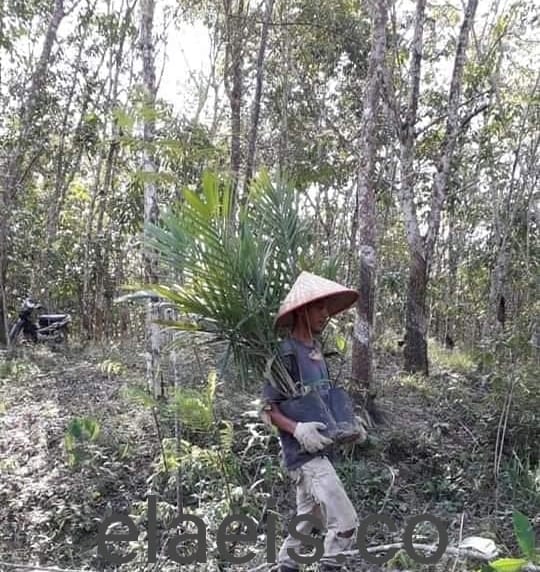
[
  {"xmin": 9, "ymin": 322, "xmax": 38, "ymax": 344},
  {"xmin": 53, "ymin": 328, "xmax": 69, "ymax": 344},
  {"xmin": 8, "ymin": 321, "xmax": 23, "ymax": 344},
  {"xmin": 36, "ymin": 326, "xmax": 70, "ymax": 344}
]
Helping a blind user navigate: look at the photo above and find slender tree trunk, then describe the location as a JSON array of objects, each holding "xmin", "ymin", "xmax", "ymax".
[
  {"xmin": 81, "ymin": 154, "xmax": 106, "ymax": 337},
  {"xmin": 395, "ymin": 0, "xmax": 427, "ymax": 373},
  {"xmin": 5, "ymin": 0, "xmax": 65, "ymax": 192},
  {"xmin": 424, "ymin": 0, "xmax": 479, "ymax": 263},
  {"xmin": 0, "ymin": 0, "xmax": 4, "ymax": 345},
  {"xmin": 0, "ymin": 0, "xmax": 65, "ymax": 345},
  {"xmin": 80, "ymin": 0, "xmax": 135, "ymax": 338},
  {"xmin": 483, "ymin": 72, "xmax": 540, "ymax": 337},
  {"xmin": 485, "ymin": 244, "xmax": 508, "ymax": 334},
  {"xmin": 396, "ymin": 0, "xmax": 478, "ymax": 373},
  {"xmin": 277, "ymin": 0, "xmax": 290, "ymax": 177},
  {"xmin": 208, "ymin": 13, "xmax": 225, "ymax": 141},
  {"xmin": 404, "ymin": 251, "xmax": 428, "ymax": 370},
  {"xmin": 351, "ymin": 0, "xmax": 387, "ymax": 397},
  {"xmin": 0, "ymin": 187, "xmax": 8, "ymax": 346},
  {"xmin": 93, "ymin": 139, "xmax": 120, "ymax": 339},
  {"xmin": 244, "ymin": 0, "xmax": 274, "ymax": 193},
  {"xmin": 42, "ymin": 46, "xmax": 87, "ymax": 304},
  {"xmin": 223, "ymin": 0, "xmax": 245, "ymax": 203},
  {"xmin": 44, "ymin": 3, "xmax": 104, "ymax": 281},
  {"xmin": 444, "ymin": 201, "xmax": 459, "ymax": 343},
  {"xmin": 140, "ymin": 0, "xmax": 162, "ymax": 398}
]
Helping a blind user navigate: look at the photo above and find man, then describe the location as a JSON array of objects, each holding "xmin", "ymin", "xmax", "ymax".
[{"xmin": 261, "ymin": 271, "xmax": 365, "ymax": 572}]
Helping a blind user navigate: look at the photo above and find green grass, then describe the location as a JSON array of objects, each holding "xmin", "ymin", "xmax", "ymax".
[
  {"xmin": 395, "ymin": 372, "xmax": 435, "ymax": 397},
  {"xmin": 429, "ymin": 337, "xmax": 476, "ymax": 374}
]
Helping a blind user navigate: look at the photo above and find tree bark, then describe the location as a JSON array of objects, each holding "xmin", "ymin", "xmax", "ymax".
[
  {"xmin": 403, "ymin": 250, "xmax": 428, "ymax": 372},
  {"xmin": 443, "ymin": 197, "xmax": 459, "ymax": 343},
  {"xmin": 396, "ymin": 0, "xmax": 425, "ymax": 372},
  {"xmin": 0, "ymin": 187, "xmax": 8, "ymax": 346},
  {"xmin": 406, "ymin": 0, "xmax": 478, "ymax": 371},
  {"xmin": 351, "ymin": 0, "xmax": 388, "ymax": 395},
  {"xmin": 140, "ymin": 0, "xmax": 162, "ymax": 398},
  {"xmin": 424, "ymin": 0, "xmax": 479, "ymax": 263},
  {"xmin": 223, "ymin": 0, "xmax": 245, "ymax": 204},
  {"xmin": 243, "ymin": 0, "xmax": 275, "ymax": 194},
  {"xmin": 394, "ymin": 0, "xmax": 478, "ymax": 373}
]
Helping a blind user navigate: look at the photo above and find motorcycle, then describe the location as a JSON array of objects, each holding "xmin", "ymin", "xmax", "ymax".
[{"xmin": 8, "ymin": 298, "xmax": 71, "ymax": 344}]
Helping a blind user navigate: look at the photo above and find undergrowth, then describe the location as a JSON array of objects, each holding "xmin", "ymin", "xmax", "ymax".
[{"xmin": 0, "ymin": 335, "xmax": 538, "ymax": 571}]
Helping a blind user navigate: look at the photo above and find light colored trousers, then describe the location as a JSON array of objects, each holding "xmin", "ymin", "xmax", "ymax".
[{"xmin": 278, "ymin": 456, "xmax": 358, "ymax": 569}]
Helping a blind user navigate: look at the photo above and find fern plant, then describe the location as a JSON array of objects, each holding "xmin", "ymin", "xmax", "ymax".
[
  {"xmin": 146, "ymin": 170, "xmax": 320, "ymax": 393},
  {"xmin": 169, "ymin": 370, "xmax": 217, "ymax": 432}
]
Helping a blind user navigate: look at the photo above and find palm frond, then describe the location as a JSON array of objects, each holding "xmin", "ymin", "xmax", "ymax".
[{"xmin": 145, "ymin": 171, "xmax": 326, "ymax": 393}]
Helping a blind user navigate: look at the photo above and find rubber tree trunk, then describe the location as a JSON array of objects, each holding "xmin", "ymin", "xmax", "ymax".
[
  {"xmin": 393, "ymin": 0, "xmax": 427, "ymax": 373},
  {"xmin": 404, "ymin": 250, "xmax": 429, "ymax": 374},
  {"xmin": 351, "ymin": 0, "xmax": 388, "ymax": 394},
  {"xmin": 395, "ymin": 0, "xmax": 478, "ymax": 373}
]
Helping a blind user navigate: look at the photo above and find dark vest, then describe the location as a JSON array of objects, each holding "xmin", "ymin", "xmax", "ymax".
[{"xmin": 262, "ymin": 338, "xmax": 334, "ymax": 470}]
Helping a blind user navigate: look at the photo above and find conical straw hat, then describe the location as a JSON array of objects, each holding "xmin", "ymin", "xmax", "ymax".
[{"xmin": 275, "ymin": 271, "xmax": 359, "ymax": 329}]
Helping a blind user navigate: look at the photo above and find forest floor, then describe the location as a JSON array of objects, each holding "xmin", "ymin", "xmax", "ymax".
[{"xmin": 0, "ymin": 335, "xmax": 538, "ymax": 572}]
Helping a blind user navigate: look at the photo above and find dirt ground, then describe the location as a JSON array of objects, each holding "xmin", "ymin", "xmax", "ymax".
[{"xmin": 0, "ymin": 339, "xmax": 538, "ymax": 572}]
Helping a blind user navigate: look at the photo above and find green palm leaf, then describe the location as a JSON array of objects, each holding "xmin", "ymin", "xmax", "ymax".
[{"xmin": 145, "ymin": 171, "xmax": 323, "ymax": 392}]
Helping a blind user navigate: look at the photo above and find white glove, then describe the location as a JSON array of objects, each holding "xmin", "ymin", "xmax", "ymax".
[
  {"xmin": 293, "ymin": 422, "xmax": 333, "ymax": 453},
  {"xmin": 354, "ymin": 416, "xmax": 368, "ymax": 444}
]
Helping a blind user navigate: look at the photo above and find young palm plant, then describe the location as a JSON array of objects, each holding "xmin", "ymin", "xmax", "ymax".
[{"xmin": 146, "ymin": 171, "xmax": 316, "ymax": 394}]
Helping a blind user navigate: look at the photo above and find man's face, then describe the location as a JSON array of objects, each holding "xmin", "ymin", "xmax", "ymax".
[{"xmin": 303, "ymin": 298, "xmax": 329, "ymax": 334}]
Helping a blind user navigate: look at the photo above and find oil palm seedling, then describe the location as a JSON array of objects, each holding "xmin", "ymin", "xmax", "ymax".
[{"xmin": 145, "ymin": 170, "xmax": 318, "ymax": 394}]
